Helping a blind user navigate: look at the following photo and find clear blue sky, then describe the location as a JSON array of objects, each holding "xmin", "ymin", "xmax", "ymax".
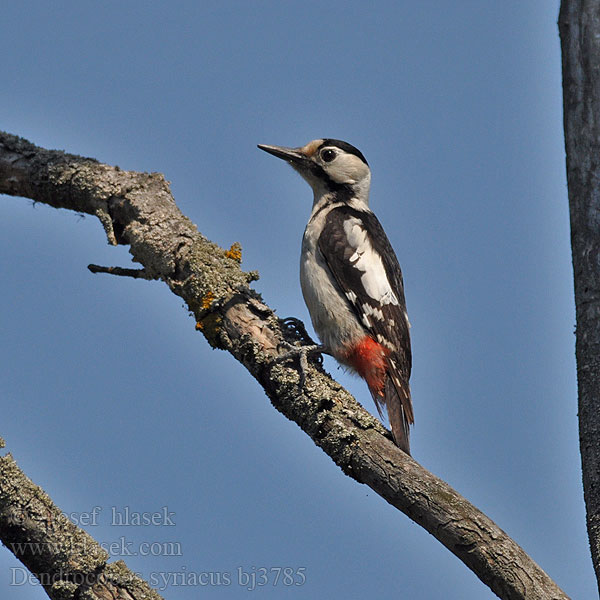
[{"xmin": 1, "ymin": 2, "xmax": 593, "ymax": 598}]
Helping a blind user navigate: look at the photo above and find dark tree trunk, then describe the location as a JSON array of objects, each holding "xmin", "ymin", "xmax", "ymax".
[{"xmin": 559, "ymin": 0, "xmax": 600, "ymax": 593}]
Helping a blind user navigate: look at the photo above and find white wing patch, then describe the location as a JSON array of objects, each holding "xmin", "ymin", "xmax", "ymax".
[
  {"xmin": 343, "ymin": 217, "xmax": 399, "ymax": 306},
  {"xmin": 376, "ymin": 333, "xmax": 397, "ymax": 351},
  {"xmin": 362, "ymin": 303, "xmax": 384, "ymax": 321}
]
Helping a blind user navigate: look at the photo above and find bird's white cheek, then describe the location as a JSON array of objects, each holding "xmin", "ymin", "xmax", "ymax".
[{"xmin": 327, "ymin": 164, "xmax": 356, "ymax": 184}]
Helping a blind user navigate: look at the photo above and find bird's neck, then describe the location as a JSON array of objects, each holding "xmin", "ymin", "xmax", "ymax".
[{"xmin": 309, "ymin": 188, "xmax": 371, "ymax": 222}]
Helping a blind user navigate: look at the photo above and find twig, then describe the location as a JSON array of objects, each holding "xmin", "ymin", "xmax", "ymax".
[{"xmin": 87, "ymin": 264, "xmax": 156, "ymax": 279}]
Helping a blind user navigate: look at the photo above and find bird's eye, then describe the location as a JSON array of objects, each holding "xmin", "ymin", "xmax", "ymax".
[{"xmin": 321, "ymin": 149, "xmax": 336, "ymax": 162}]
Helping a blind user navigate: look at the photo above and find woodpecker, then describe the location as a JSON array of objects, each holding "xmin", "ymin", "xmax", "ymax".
[{"xmin": 258, "ymin": 139, "xmax": 413, "ymax": 454}]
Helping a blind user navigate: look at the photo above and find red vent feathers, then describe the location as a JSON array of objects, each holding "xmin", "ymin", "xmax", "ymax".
[{"xmin": 342, "ymin": 336, "xmax": 389, "ymax": 397}]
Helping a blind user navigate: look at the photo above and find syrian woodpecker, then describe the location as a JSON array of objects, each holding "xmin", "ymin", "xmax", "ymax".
[{"xmin": 258, "ymin": 139, "xmax": 413, "ymax": 454}]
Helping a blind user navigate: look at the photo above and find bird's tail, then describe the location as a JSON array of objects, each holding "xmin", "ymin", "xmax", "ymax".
[
  {"xmin": 384, "ymin": 376, "xmax": 412, "ymax": 455},
  {"xmin": 369, "ymin": 374, "xmax": 412, "ymax": 455}
]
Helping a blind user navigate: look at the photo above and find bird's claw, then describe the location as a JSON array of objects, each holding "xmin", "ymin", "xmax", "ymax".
[
  {"xmin": 275, "ymin": 341, "xmax": 326, "ymax": 388},
  {"xmin": 279, "ymin": 317, "xmax": 317, "ymax": 346}
]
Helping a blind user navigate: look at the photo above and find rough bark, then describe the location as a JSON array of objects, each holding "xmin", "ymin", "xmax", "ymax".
[
  {"xmin": 559, "ymin": 1, "xmax": 600, "ymax": 593},
  {"xmin": 0, "ymin": 131, "xmax": 568, "ymax": 599},
  {"xmin": 0, "ymin": 438, "xmax": 164, "ymax": 600}
]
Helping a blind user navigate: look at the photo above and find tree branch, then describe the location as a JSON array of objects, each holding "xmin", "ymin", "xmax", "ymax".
[
  {"xmin": 0, "ymin": 438, "xmax": 163, "ymax": 600},
  {"xmin": 0, "ymin": 131, "xmax": 568, "ymax": 600},
  {"xmin": 559, "ymin": 1, "xmax": 600, "ymax": 593}
]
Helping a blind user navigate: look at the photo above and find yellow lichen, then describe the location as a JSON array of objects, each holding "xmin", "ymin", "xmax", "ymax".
[
  {"xmin": 196, "ymin": 313, "xmax": 223, "ymax": 348},
  {"xmin": 201, "ymin": 291, "xmax": 215, "ymax": 310},
  {"xmin": 225, "ymin": 242, "xmax": 242, "ymax": 262}
]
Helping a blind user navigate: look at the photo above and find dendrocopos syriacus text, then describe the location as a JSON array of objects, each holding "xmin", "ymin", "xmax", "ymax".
[{"xmin": 258, "ymin": 139, "xmax": 413, "ymax": 454}]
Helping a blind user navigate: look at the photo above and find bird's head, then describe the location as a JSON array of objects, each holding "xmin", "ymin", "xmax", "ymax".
[{"xmin": 258, "ymin": 139, "xmax": 371, "ymax": 204}]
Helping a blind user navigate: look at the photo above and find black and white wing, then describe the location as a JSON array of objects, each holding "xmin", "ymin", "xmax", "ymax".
[{"xmin": 318, "ymin": 204, "xmax": 413, "ymax": 441}]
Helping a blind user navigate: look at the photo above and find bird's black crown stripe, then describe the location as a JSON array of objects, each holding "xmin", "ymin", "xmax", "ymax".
[{"xmin": 319, "ymin": 139, "xmax": 369, "ymax": 166}]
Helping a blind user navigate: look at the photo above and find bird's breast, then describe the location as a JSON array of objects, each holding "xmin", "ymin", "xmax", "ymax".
[{"xmin": 300, "ymin": 227, "xmax": 365, "ymax": 355}]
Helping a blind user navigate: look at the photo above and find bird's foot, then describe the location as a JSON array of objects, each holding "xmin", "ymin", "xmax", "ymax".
[
  {"xmin": 275, "ymin": 340, "xmax": 327, "ymax": 388},
  {"xmin": 279, "ymin": 317, "xmax": 317, "ymax": 346}
]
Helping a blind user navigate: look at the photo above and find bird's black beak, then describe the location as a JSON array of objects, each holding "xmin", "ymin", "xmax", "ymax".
[{"xmin": 257, "ymin": 144, "xmax": 307, "ymax": 166}]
